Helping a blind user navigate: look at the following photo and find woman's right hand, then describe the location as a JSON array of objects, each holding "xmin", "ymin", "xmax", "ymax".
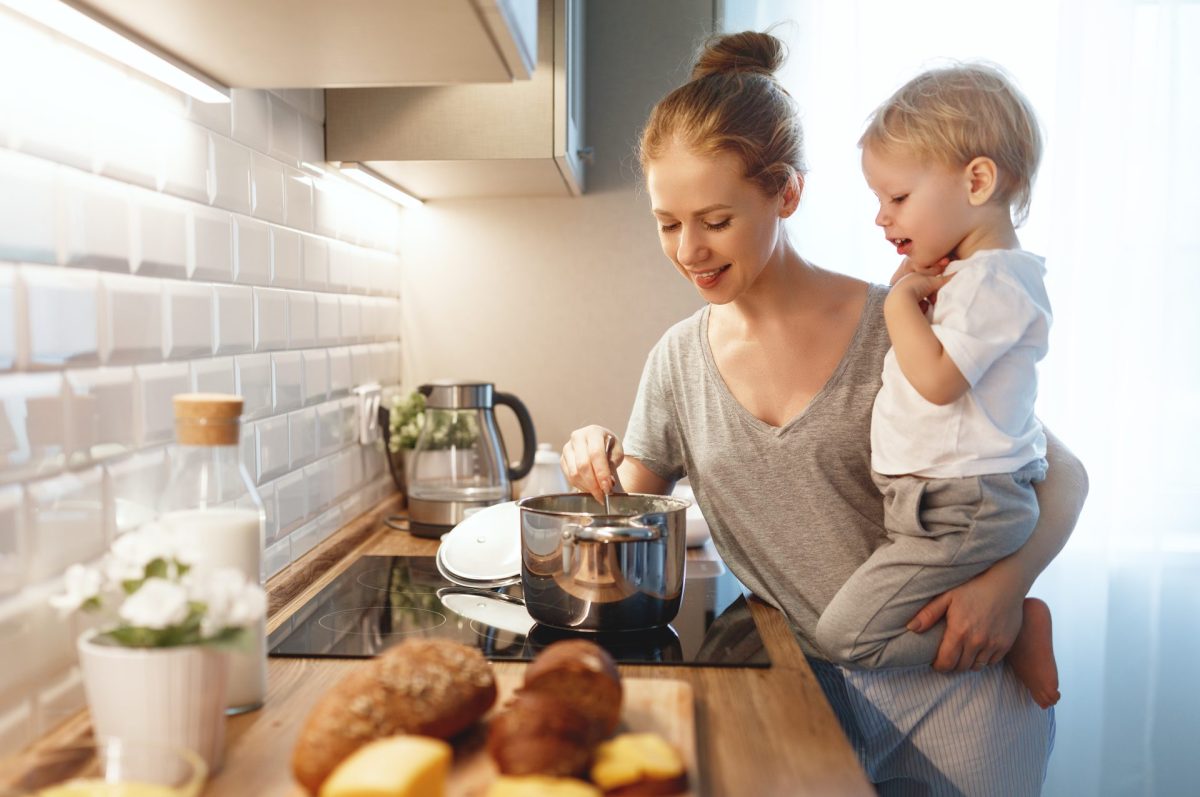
[{"xmin": 561, "ymin": 425, "xmax": 622, "ymax": 504}]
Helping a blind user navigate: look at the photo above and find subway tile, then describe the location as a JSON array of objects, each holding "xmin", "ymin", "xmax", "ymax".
[
  {"xmin": 333, "ymin": 448, "xmax": 358, "ymax": 502},
  {"xmin": 65, "ymin": 367, "xmax": 136, "ymax": 466},
  {"xmin": 234, "ymin": 354, "xmax": 272, "ymax": 421},
  {"xmin": 338, "ymin": 398, "xmax": 358, "ymax": 447},
  {"xmin": 311, "ymin": 177, "xmax": 340, "ymax": 240},
  {"xmin": 315, "ymin": 505, "xmax": 342, "ymax": 547},
  {"xmin": 349, "ymin": 253, "xmax": 371, "ymax": 296},
  {"xmin": 253, "ymin": 287, "xmax": 288, "ymax": 351},
  {"xmin": 267, "ymin": 94, "xmax": 302, "ymax": 164},
  {"xmin": 252, "ymin": 481, "xmax": 277, "ymax": 549},
  {"xmin": 301, "ymin": 235, "xmax": 328, "ymax": 291},
  {"xmin": 163, "ymin": 282, "xmax": 213, "ymax": 360},
  {"xmin": 163, "ymin": 118, "xmax": 211, "ymax": 204},
  {"xmin": 327, "ymin": 242, "xmax": 353, "ymax": 293},
  {"xmin": 239, "ymin": 421, "xmax": 256, "ymax": 482},
  {"xmin": 272, "ymin": 351, "xmax": 302, "ymax": 413},
  {"xmin": 36, "ymin": 666, "xmax": 85, "ymax": 737},
  {"xmin": 230, "ymin": 90, "xmax": 269, "ymax": 153},
  {"xmin": 92, "ymin": 82, "xmax": 179, "ymax": 193},
  {"xmin": 233, "ymin": 216, "xmax": 270, "ymax": 285},
  {"xmin": 190, "ymin": 207, "xmax": 234, "ymax": 283},
  {"xmin": 0, "ymin": 486, "xmax": 25, "ymax": 596},
  {"xmin": 284, "ymin": 169, "xmax": 313, "ymax": 233},
  {"xmin": 207, "ymin": 133, "xmax": 252, "ymax": 214},
  {"xmin": 340, "ymin": 296, "xmax": 362, "ymax": 345},
  {"xmin": 362, "ymin": 443, "xmax": 385, "ymax": 483},
  {"xmin": 0, "ymin": 268, "xmax": 11, "ymax": 372},
  {"xmin": 273, "ymin": 469, "xmax": 306, "ymax": 540},
  {"xmin": 26, "ymin": 468, "xmax": 108, "ymax": 582},
  {"xmin": 348, "ymin": 345, "xmax": 372, "ymax": 388},
  {"xmin": 381, "ymin": 342, "xmax": 401, "ymax": 385},
  {"xmin": 385, "ymin": 299, "xmax": 403, "ymax": 340},
  {"xmin": 133, "ymin": 363, "xmax": 189, "ymax": 446},
  {"xmin": 288, "ymin": 407, "xmax": 317, "ymax": 470},
  {"xmin": 301, "ymin": 350, "xmax": 328, "ymax": 406},
  {"xmin": 300, "ymin": 115, "xmax": 324, "ymax": 164},
  {"xmin": 302, "ymin": 458, "xmax": 333, "ymax": 517},
  {"xmin": 288, "ymin": 517, "xmax": 320, "ymax": 560},
  {"xmin": 254, "ymin": 415, "xmax": 289, "ymax": 484},
  {"xmin": 287, "ymin": 291, "xmax": 316, "ymax": 348},
  {"xmin": 270, "ymin": 227, "xmax": 302, "ymax": 288},
  {"xmin": 133, "ymin": 195, "xmax": 189, "ymax": 279},
  {"xmin": 315, "ymin": 294, "xmax": 340, "ymax": 346},
  {"xmin": 250, "ymin": 152, "xmax": 285, "ymax": 225},
  {"xmin": 367, "ymin": 344, "xmax": 390, "ymax": 386},
  {"xmin": 328, "ymin": 349, "xmax": 351, "ymax": 398},
  {"xmin": 20, "ymin": 265, "xmax": 101, "ymax": 369},
  {"xmin": 0, "ymin": 695, "xmax": 34, "ymax": 757},
  {"xmin": 185, "ymin": 94, "xmax": 230, "ymax": 140},
  {"xmin": 0, "ymin": 150, "xmax": 56, "ymax": 264},
  {"xmin": 62, "ymin": 174, "xmax": 131, "ymax": 272},
  {"xmin": 263, "ymin": 535, "xmax": 290, "ymax": 578},
  {"xmin": 190, "ymin": 357, "xmax": 235, "ymax": 395},
  {"xmin": 100, "ymin": 273, "xmax": 162, "ymax": 365},
  {"xmin": 0, "ymin": 373, "xmax": 66, "ymax": 480},
  {"xmin": 316, "ymin": 402, "xmax": 343, "ymax": 459},
  {"xmin": 105, "ymin": 447, "xmax": 168, "ymax": 536},
  {"xmin": 212, "ymin": 285, "xmax": 254, "ymax": 356}
]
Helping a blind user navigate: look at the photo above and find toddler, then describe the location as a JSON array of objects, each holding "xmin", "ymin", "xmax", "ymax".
[{"xmin": 814, "ymin": 63, "xmax": 1060, "ymax": 708}]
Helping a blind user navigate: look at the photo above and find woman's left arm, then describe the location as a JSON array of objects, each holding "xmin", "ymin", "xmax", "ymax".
[{"xmin": 907, "ymin": 428, "xmax": 1090, "ymax": 672}]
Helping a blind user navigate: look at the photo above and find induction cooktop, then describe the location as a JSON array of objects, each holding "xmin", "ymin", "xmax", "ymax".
[{"xmin": 268, "ymin": 555, "xmax": 770, "ymax": 667}]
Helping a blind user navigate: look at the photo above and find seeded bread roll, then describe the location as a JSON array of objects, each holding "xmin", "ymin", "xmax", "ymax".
[
  {"xmin": 487, "ymin": 691, "xmax": 595, "ymax": 778},
  {"xmin": 522, "ymin": 640, "xmax": 622, "ymax": 743},
  {"xmin": 292, "ymin": 638, "xmax": 497, "ymax": 795}
]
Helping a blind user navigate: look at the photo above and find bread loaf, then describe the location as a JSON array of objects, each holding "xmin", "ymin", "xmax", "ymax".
[
  {"xmin": 522, "ymin": 640, "xmax": 622, "ymax": 743},
  {"xmin": 486, "ymin": 691, "xmax": 595, "ymax": 778},
  {"xmin": 292, "ymin": 639, "xmax": 497, "ymax": 795}
]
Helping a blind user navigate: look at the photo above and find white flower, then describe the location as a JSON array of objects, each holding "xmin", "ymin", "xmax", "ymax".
[
  {"xmin": 118, "ymin": 577, "xmax": 191, "ymax": 630},
  {"xmin": 185, "ymin": 566, "xmax": 266, "ymax": 636},
  {"xmin": 49, "ymin": 564, "xmax": 103, "ymax": 616}
]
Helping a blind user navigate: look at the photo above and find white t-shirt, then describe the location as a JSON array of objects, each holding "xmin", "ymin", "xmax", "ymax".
[{"xmin": 871, "ymin": 249, "xmax": 1051, "ymax": 478}]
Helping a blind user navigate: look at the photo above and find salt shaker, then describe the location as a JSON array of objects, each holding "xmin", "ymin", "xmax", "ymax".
[{"xmin": 158, "ymin": 393, "xmax": 267, "ymax": 714}]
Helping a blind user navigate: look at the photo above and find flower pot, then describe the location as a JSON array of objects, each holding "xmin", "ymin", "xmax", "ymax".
[{"xmin": 77, "ymin": 630, "xmax": 231, "ymax": 772}]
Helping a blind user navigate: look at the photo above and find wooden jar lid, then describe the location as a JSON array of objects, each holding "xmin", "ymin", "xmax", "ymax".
[{"xmin": 173, "ymin": 393, "xmax": 244, "ymax": 445}]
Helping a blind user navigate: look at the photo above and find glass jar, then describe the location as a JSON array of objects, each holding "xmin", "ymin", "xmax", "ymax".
[{"xmin": 158, "ymin": 393, "xmax": 266, "ymax": 715}]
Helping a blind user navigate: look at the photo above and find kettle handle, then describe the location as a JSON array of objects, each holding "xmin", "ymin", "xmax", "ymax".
[{"xmin": 494, "ymin": 391, "xmax": 537, "ymax": 482}]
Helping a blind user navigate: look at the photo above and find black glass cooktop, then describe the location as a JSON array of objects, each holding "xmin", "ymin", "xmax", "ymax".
[{"xmin": 268, "ymin": 555, "xmax": 769, "ymax": 667}]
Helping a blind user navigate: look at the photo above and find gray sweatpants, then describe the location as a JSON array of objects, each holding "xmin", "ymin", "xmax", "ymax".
[{"xmin": 815, "ymin": 460, "xmax": 1047, "ymax": 668}]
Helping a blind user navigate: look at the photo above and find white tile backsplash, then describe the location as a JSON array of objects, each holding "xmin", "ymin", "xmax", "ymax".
[
  {"xmin": 163, "ymin": 282, "xmax": 213, "ymax": 360},
  {"xmin": 100, "ymin": 273, "xmax": 162, "ymax": 365},
  {"xmin": 233, "ymin": 216, "xmax": 270, "ymax": 285},
  {"xmin": 21, "ymin": 265, "xmax": 101, "ymax": 370},
  {"xmin": 0, "ymin": 150, "xmax": 56, "ymax": 264},
  {"xmin": 0, "ymin": 10, "xmax": 405, "ymax": 750}
]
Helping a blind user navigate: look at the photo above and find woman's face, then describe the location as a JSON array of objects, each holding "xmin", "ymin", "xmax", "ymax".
[{"xmin": 645, "ymin": 144, "xmax": 792, "ymax": 303}]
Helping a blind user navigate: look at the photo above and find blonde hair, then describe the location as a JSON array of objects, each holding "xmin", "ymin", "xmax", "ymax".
[
  {"xmin": 859, "ymin": 63, "xmax": 1043, "ymax": 225},
  {"xmin": 639, "ymin": 31, "xmax": 806, "ymax": 198}
]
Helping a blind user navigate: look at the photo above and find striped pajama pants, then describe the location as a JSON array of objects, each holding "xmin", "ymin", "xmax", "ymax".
[{"xmin": 808, "ymin": 657, "xmax": 1055, "ymax": 796}]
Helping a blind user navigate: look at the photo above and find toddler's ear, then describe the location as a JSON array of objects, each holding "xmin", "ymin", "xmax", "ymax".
[{"xmin": 965, "ymin": 157, "xmax": 998, "ymax": 205}]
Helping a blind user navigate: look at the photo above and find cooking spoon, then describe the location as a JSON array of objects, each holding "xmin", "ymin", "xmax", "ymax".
[{"xmin": 604, "ymin": 434, "xmax": 624, "ymax": 514}]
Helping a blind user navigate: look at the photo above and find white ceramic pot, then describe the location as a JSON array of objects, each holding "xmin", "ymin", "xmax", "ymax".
[{"xmin": 77, "ymin": 630, "xmax": 231, "ymax": 772}]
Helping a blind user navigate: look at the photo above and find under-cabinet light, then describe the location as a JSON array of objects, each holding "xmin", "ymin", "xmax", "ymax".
[
  {"xmin": 1, "ymin": 0, "xmax": 230, "ymax": 104},
  {"xmin": 338, "ymin": 162, "xmax": 425, "ymax": 209}
]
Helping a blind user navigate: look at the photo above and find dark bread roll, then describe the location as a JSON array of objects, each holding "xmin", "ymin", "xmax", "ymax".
[
  {"xmin": 487, "ymin": 691, "xmax": 595, "ymax": 778},
  {"xmin": 291, "ymin": 638, "xmax": 497, "ymax": 794},
  {"xmin": 523, "ymin": 639, "xmax": 622, "ymax": 743}
]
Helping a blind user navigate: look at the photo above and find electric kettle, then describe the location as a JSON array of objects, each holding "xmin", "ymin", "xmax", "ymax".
[{"xmin": 406, "ymin": 381, "xmax": 536, "ymax": 538}]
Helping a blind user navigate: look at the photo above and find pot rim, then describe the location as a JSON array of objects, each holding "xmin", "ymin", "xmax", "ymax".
[{"xmin": 517, "ymin": 492, "xmax": 691, "ymax": 519}]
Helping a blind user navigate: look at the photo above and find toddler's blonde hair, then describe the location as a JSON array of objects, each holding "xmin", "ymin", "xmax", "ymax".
[{"xmin": 859, "ymin": 63, "xmax": 1042, "ymax": 225}]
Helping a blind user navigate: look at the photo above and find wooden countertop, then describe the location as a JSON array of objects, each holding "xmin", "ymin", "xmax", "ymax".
[{"xmin": 21, "ymin": 495, "xmax": 874, "ymax": 797}]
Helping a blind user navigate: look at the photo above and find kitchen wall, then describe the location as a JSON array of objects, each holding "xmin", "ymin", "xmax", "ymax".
[
  {"xmin": 0, "ymin": 8, "xmax": 406, "ymax": 751},
  {"xmin": 398, "ymin": 0, "xmax": 712, "ymax": 456}
]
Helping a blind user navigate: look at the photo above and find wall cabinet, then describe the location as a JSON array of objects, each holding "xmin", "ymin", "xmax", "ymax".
[
  {"xmin": 325, "ymin": 0, "xmax": 586, "ymax": 198},
  {"xmin": 72, "ymin": 0, "xmax": 538, "ymax": 86}
]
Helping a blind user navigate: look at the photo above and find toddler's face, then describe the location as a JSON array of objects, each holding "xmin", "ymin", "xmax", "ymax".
[{"xmin": 862, "ymin": 145, "xmax": 973, "ymax": 269}]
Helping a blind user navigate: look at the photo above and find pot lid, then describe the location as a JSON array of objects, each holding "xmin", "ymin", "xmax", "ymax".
[
  {"xmin": 438, "ymin": 589, "xmax": 534, "ymax": 637},
  {"xmin": 438, "ymin": 500, "xmax": 521, "ymax": 582}
]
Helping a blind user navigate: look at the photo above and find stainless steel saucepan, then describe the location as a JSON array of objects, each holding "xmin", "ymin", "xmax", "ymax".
[{"xmin": 516, "ymin": 492, "xmax": 690, "ymax": 631}]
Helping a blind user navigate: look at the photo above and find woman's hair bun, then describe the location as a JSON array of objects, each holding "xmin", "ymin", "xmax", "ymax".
[{"xmin": 691, "ymin": 31, "xmax": 785, "ymax": 81}]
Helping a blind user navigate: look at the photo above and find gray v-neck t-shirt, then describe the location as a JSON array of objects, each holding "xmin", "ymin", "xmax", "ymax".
[{"xmin": 624, "ymin": 284, "xmax": 890, "ymax": 656}]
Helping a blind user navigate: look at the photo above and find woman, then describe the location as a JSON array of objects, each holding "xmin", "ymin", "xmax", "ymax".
[{"xmin": 561, "ymin": 32, "xmax": 1087, "ymax": 796}]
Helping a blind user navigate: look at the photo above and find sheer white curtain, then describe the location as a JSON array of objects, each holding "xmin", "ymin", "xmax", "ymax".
[{"xmin": 720, "ymin": 1, "xmax": 1200, "ymax": 794}]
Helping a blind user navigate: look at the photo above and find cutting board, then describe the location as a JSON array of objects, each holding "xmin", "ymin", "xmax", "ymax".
[{"xmin": 447, "ymin": 673, "xmax": 698, "ymax": 796}]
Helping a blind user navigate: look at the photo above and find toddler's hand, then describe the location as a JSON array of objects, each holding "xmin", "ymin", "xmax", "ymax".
[{"xmin": 891, "ymin": 256, "xmax": 952, "ymax": 312}]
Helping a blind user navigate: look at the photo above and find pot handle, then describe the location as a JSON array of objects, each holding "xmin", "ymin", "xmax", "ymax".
[{"xmin": 563, "ymin": 523, "xmax": 662, "ymax": 543}]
